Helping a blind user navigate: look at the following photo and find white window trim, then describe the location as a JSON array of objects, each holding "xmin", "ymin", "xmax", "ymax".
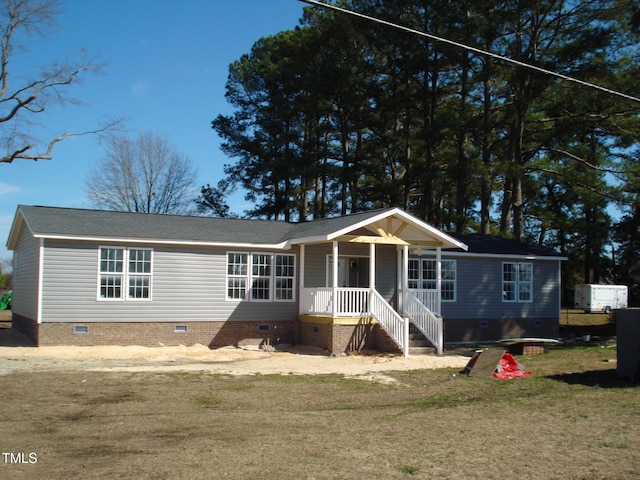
[
  {"xmin": 97, "ymin": 245, "xmax": 126, "ymax": 302},
  {"xmin": 408, "ymin": 257, "xmax": 457, "ymax": 302},
  {"xmin": 226, "ymin": 252, "xmax": 249, "ymax": 301},
  {"xmin": 225, "ymin": 252, "xmax": 296, "ymax": 303},
  {"xmin": 274, "ymin": 253, "xmax": 296, "ymax": 302},
  {"xmin": 440, "ymin": 259, "xmax": 457, "ymax": 303},
  {"xmin": 127, "ymin": 248, "xmax": 154, "ymax": 302},
  {"xmin": 502, "ymin": 262, "xmax": 533, "ymax": 303},
  {"xmin": 250, "ymin": 252, "xmax": 273, "ymax": 302},
  {"xmin": 97, "ymin": 246, "xmax": 153, "ymax": 302}
]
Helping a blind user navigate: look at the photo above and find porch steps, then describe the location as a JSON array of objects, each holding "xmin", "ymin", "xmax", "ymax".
[
  {"xmin": 409, "ymin": 346, "xmax": 437, "ymax": 355},
  {"xmin": 408, "ymin": 325, "xmax": 436, "ymax": 355}
]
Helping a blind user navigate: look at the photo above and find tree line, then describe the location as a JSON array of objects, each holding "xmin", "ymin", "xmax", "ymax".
[
  {"xmin": 3, "ymin": 0, "xmax": 639, "ymax": 305},
  {"xmin": 205, "ymin": 0, "xmax": 640, "ymax": 304}
]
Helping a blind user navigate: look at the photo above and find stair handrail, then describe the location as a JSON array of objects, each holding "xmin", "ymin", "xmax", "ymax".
[
  {"xmin": 404, "ymin": 291, "xmax": 443, "ymax": 355},
  {"xmin": 369, "ymin": 289, "xmax": 409, "ymax": 357}
]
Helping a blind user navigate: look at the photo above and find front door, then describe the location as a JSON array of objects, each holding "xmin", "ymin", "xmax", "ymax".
[
  {"xmin": 327, "ymin": 257, "xmax": 348, "ymax": 287},
  {"xmin": 328, "ymin": 256, "xmax": 369, "ymax": 287}
]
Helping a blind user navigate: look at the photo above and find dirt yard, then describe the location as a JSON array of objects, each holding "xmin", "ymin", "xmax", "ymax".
[
  {"xmin": 1, "ymin": 310, "xmax": 638, "ymax": 479},
  {"xmin": 0, "ymin": 314, "xmax": 469, "ymax": 378}
]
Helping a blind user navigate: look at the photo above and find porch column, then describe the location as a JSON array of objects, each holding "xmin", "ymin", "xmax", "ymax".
[
  {"xmin": 402, "ymin": 244, "xmax": 409, "ymax": 314},
  {"xmin": 396, "ymin": 246, "xmax": 403, "ymax": 313},
  {"xmin": 435, "ymin": 246, "xmax": 442, "ymax": 316},
  {"xmin": 369, "ymin": 243, "xmax": 376, "ymax": 316},
  {"xmin": 402, "ymin": 245, "xmax": 410, "ymax": 358},
  {"xmin": 298, "ymin": 244, "xmax": 305, "ymax": 315},
  {"xmin": 369, "ymin": 243, "xmax": 376, "ymax": 290},
  {"xmin": 332, "ymin": 240, "xmax": 338, "ymax": 317}
]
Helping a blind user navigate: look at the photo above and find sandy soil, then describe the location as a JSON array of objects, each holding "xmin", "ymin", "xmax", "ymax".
[{"xmin": 0, "ymin": 326, "xmax": 470, "ymax": 378}]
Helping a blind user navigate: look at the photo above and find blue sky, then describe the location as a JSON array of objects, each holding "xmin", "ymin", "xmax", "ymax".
[{"xmin": 0, "ymin": 0, "xmax": 308, "ymax": 261}]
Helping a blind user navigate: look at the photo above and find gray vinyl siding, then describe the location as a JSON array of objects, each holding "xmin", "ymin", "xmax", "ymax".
[
  {"xmin": 12, "ymin": 226, "xmax": 40, "ymax": 321},
  {"xmin": 40, "ymin": 240, "xmax": 299, "ymax": 323},
  {"xmin": 375, "ymin": 245, "xmax": 398, "ymax": 303},
  {"xmin": 437, "ymin": 255, "xmax": 561, "ymax": 319}
]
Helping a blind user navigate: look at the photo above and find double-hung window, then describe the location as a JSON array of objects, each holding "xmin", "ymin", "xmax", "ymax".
[
  {"xmin": 128, "ymin": 249, "xmax": 152, "ymax": 299},
  {"xmin": 251, "ymin": 253, "xmax": 272, "ymax": 301},
  {"xmin": 408, "ymin": 259, "xmax": 422, "ymax": 289},
  {"xmin": 98, "ymin": 247, "xmax": 153, "ymax": 301},
  {"xmin": 502, "ymin": 262, "xmax": 532, "ymax": 302},
  {"xmin": 275, "ymin": 254, "xmax": 295, "ymax": 300},
  {"xmin": 407, "ymin": 258, "xmax": 457, "ymax": 301},
  {"xmin": 440, "ymin": 260, "xmax": 457, "ymax": 301},
  {"xmin": 226, "ymin": 252, "xmax": 295, "ymax": 302},
  {"xmin": 227, "ymin": 253, "xmax": 248, "ymax": 300}
]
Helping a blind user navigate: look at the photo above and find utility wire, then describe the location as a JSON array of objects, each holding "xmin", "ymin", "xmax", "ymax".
[{"xmin": 299, "ymin": 0, "xmax": 640, "ymax": 104}]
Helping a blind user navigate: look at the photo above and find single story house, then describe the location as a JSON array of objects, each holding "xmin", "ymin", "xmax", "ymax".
[
  {"xmin": 7, "ymin": 205, "xmax": 564, "ymax": 355},
  {"xmin": 425, "ymin": 233, "xmax": 565, "ymax": 343}
]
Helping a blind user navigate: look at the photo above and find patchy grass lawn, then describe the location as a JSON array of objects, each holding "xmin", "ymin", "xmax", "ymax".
[
  {"xmin": 559, "ymin": 309, "xmax": 617, "ymax": 340},
  {"xmin": 560, "ymin": 308, "xmax": 615, "ymax": 327},
  {"xmin": 1, "ymin": 342, "xmax": 638, "ymax": 480},
  {"xmin": 1, "ymin": 309, "xmax": 635, "ymax": 478}
]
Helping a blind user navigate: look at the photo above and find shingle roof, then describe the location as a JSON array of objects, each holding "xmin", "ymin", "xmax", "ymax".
[
  {"xmin": 12, "ymin": 205, "xmax": 295, "ymax": 246},
  {"xmin": 10, "ymin": 206, "xmax": 560, "ymax": 258},
  {"xmin": 9, "ymin": 205, "xmax": 402, "ymax": 248},
  {"xmin": 448, "ymin": 233, "xmax": 564, "ymax": 258},
  {"xmin": 286, "ymin": 208, "xmax": 395, "ymax": 239}
]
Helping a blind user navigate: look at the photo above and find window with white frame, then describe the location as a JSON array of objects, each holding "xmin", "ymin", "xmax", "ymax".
[
  {"xmin": 408, "ymin": 259, "xmax": 421, "ymax": 289},
  {"xmin": 275, "ymin": 254, "xmax": 295, "ymax": 300},
  {"xmin": 502, "ymin": 262, "xmax": 532, "ymax": 302},
  {"xmin": 251, "ymin": 253, "xmax": 272, "ymax": 301},
  {"xmin": 408, "ymin": 258, "xmax": 456, "ymax": 301},
  {"xmin": 99, "ymin": 247, "xmax": 123, "ymax": 299},
  {"xmin": 226, "ymin": 252, "xmax": 295, "ymax": 302},
  {"xmin": 440, "ymin": 260, "xmax": 457, "ymax": 301},
  {"xmin": 128, "ymin": 249, "xmax": 152, "ymax": 299},
  {"xmin": 227, "ymin": 253, "xmax": 248, "ymax": 300},
  {"xmin": 99, "ymin": 247, "xmax": 153, "ymax": 300}
]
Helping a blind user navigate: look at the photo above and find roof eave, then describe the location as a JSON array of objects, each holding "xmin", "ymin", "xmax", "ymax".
[
  {"xmin": 6, "ymin": 206, "xmax": 27, "ymax": 251},
  {"xmin": 29, "ymin": 233, "xmax": 292, "ymax": 250},
  {"xmin": 288, "ymin": 208, "xmax": 469, "ymax": 250},
  {"xmin": 428, "ymin": 250, "xmax": 568, "ymax": 261},
  {"xmin": 379, "ymin": 208, "xmax": 469, "ymax": 251}
]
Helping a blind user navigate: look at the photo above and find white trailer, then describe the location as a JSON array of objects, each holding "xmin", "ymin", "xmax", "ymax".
[{"xmin": 574, "ymin": 284, "xmax": 628, "ymax": 313}]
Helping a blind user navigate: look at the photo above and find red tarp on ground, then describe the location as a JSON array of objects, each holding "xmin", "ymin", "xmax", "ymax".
[{"xmin": 493, "ymin": 353, "xmax": 532, "ymax": 380}]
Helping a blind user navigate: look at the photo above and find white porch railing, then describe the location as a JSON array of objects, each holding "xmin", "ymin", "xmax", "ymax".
[
  {"xmin": 299, "ymin": 287, "xmax": 409, "ymax": 356},
  {"xmin": 300, "ymin": 287, "xmax": 369, "ymax": 316},
  {"xmin": 404, "ymin": 291, "xmax": 443, "ymax": 355},
  {"xmin": 369, "ymin": 289, "xmax": 409, "ymax": 357},
  {"xmin": 408, "ymin": 289, "xmax": 439, "ymax": 315},
  {"xmin": 300, "ymin": 287, "xmax": 333, "ymax": 315},
  {"xmin": 336, "ymin": 288, "xmax": 369, "ymax": 315}
]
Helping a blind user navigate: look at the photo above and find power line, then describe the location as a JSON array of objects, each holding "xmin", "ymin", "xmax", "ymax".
[{"xmin": 299, "ymin": 0, "xmax": 640, "ymax": 104}]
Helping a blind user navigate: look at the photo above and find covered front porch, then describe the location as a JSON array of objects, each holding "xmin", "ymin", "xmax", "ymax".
[{"xmin": 289, "ymin": 209, "xmax": 467, "ymax": 356}]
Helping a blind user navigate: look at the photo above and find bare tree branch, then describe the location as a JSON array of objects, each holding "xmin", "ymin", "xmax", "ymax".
[
  {"xmin": 85, "ymin": 132, "xmax": 198, "ymax": 215},
  {"xmin": 3, "ymin": 117, "xmax": 124, "ymax": 162},
  {"xmin": 0, "ymin": 0, "xmax": 113, "ymax": 163}
]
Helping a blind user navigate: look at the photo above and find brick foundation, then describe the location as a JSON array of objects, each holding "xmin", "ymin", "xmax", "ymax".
[
  {"xmin": 444, "ymin": 317, "xmax": 559, "ymax": 344},
  {"xmin": 299, "ymin": 321, "xmax": 332, "ymax": 352},
  {"xmin": 297, "ymin": 316, "xmax": 402, "ymax": 355},
  {"xmin": 13, "ymin": 312, "xmax": 557, "ymax": 353},
  {"xmin": 12, "ymin": 315, "xmax": 296, "ymax": 347}
]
